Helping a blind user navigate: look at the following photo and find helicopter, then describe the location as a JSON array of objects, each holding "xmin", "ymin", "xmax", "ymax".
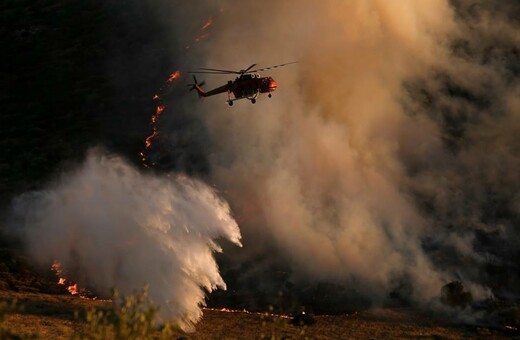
[{"xmin": 188, "ymin": 62, "xmax": 297, "ymax": 106}]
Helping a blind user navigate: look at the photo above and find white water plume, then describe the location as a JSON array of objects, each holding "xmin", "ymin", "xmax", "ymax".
[{"xmin": 14, "ymin": 149, "xmax": 241, "ymax": 330}]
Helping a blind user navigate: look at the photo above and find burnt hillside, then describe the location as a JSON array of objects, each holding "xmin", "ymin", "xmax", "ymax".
[{"xmin": 0, "ymin": 0, "xmax": 178, "ymax": 206}]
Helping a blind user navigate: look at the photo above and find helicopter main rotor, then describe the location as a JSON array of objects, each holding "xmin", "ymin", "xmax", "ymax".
[{"xmin": 189, "ymin": 61, "xmax": 297, "ymax": 75}]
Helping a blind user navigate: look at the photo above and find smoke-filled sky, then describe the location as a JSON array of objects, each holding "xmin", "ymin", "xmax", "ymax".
[
  {"xmin": 179, "ymin": 0, "xmax": 519, "ymax": 303},
  {"xmin": 12, "ymin": 0, "xmax": 520, "ymax": 328}
]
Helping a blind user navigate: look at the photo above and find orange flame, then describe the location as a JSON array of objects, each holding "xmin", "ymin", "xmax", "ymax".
[
  {"xmin": 201, "ymin": 17, "xmax": 213, "ymax": 30},
  {"xmin": 202, "ymin": 307, "xmax": 291, "ymax": 319},
  {"xmin": 185, "ymin": 16, "xmax": 215, "ymax": 49},
  {"xmin": 51, "ymin": 260, "xmax": 97, "ymax": 299},
  {"xmin": 67, "ymin": 284, "xmax": 79, "ymax": 295},
  {"xmin": 51, "ymin": 261, "xmax": 80, "ymax": 296},
  {"xmin": 141, "ymin": 69, "xmax": 181, "ymax": 164},
  {"xmin": 156, "ymin": 105, "xmax": 165, "ymax": 115},
  {"xmin": 166, "ymin": 70, "xmax": 181, "ymax": 84},
  {"xmin": 145, "ymin": 129, "xmax": 159, "ymax": 149},
  {"xmin": 51, "ymin": 261, "xmax": 62, "ymax": 275},
  {"xmin": 194, "ymin": 33, "xmax": 209, "ymax": 43},
  {"xmin": 52, "ymin": 261, "xmax": 68, "ymax": 285},
  {"xmin": 139, "ymin": 152, "xmax": 148, "ymax": 165}
]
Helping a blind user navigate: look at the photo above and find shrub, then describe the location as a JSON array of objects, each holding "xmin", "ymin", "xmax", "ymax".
[{"xmin": 77, "ymin": 285, "xmax": 178, "ymax": 340}]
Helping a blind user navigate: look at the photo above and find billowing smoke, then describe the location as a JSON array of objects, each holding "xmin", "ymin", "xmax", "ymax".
[
  {"xmin": 155, "ymin": 0, "xmax": 519, "ymax": 310},
  {"xmin": 13, "ymin": 150, "xmax": 241, "ymax": 330},
  {"xmin": 10, "ymin": 0, "xmax": 519, "ymax": 328}
]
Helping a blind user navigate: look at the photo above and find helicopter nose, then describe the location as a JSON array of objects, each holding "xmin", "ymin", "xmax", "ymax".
[{"xmin": 269, "ymin": 79, "xmax": 278, "ymax": 91}]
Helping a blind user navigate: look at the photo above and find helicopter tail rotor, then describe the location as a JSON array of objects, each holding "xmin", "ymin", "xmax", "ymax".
[{"xmin": 187, "ymin": 75, "xmax": 206, "ymax": 97}]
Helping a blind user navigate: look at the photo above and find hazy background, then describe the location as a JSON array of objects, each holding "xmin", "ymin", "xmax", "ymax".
[
  {"xmin": 2, "ymin": 0, "xmax": 519, "ymax": 327},
  {"xmin": 171, "ymin": 0, "xmax": 519, "ymax": 311}
]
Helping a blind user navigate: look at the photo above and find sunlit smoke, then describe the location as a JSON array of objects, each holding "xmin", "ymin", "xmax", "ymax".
[
  {"xmin": 161, "ymin": 0, "xmax": 520, "ymax": 311},
  {"xmin": 14, "ymin": 150, "xmax": 241, "ymax": 330}
]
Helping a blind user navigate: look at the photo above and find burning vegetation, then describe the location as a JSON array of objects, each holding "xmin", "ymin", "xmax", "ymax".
[
  {"xmin": 185, "ymin": 17, "xmax": 213, "ymax": 49},
  {"xmin": 51, "ymin": 261, "xmax": 81, "ymax": 297},
  {"xmin": 140, "ymin": 71, "xmax": 181, "ymax": 166}
]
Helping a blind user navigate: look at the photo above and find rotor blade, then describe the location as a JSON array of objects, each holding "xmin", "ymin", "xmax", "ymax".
[
  {"xmin": 248, "ymin": 61, "xmax": 298, "ymax": 73},
  {"xmin": 198, "ymin": 67, "xmax": 240, "ymax": 74},
  {"xmin": 242, "ymin": 64, "xmax": 257, "ymax": 73},
  {"xmin": 187, "ymin": 74, "xmax": 205, "ymax": 90},
  {"xmin": 188, "ymin": 71, "xmax": 237, "ymax": 75}
]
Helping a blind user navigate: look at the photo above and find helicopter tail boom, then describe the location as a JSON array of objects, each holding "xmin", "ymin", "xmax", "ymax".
[{"xmin": 188, "ymin": 75, "xmax": 231, "ymax": 99}]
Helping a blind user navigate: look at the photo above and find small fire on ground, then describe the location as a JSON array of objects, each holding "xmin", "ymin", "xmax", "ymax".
[
  {"xmin": 51, "ymin": 260, "xmax": 98, "ymax": 299},
  {"xmin": 140, "ymin": 71, "xmax": 181, "ymax": 167},
  {"xmin": 51, "ymin": 261, "xmax": 79, "ymax": 295},
  {"xmin": 202, "ymin": 307, "xmax": 291, "ymax": 319}
]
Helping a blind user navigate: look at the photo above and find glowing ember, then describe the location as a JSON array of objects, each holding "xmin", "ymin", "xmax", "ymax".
[
  {"xmin": 51, "ymin": 260, "xmax": 98, "ymax": 299},
  {"xmin": 140, "ymin": 69, "xmax": 181, "ymax": 166},
  {"xmin": 150, "ymin": 105, "xmax": 165, "ymax": 124},
  {"xmin": 141, "ymin": 13, "xmax": 217, "ymax": 164},
  {"xmin": 51, "ymin": 261, "xmax": 62, "ymax": 275},
  {"xmin": 202, "ymin": 307, "xmax": 291, "ymax": 319},
  {"xmin": 156, "ymin": 105, "xmax": 165, "ymax": 115},
  {"xmin": 194, "ymin": 33, "xmax": 209, "ymax": 43},
  {"xmin": 145, "ymin": 129, "xmax": 159, "ymax": 149},
  {"xmin": 51, "ymin": 261, "xmax": 80, "ymax": 296},
  {"xmin": 166, "ymin": 70, "xmax": 181, "ymax": 84},
  {"xmin": 67, "ymin": 284, "xmax": 79, "ymax": 295},
  {"xmin": 506, "ymin": 325, "xmax": 518, "ymax": 331},
  {"xmin": 185, "ymin": 16, "xmax": 215, "ymax": 49},
  {"xmin": 201, "ymin": 17, "xmax": 213, "ymax": 30}
]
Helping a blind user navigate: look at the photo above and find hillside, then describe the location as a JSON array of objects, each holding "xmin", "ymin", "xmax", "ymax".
[
  {"xmin": 1, "ymin": 1, "xmax": 520, "ymax": 338},
  {"xmin": 1, "ymin": 290, "xmax": 514, "ymax": 339},
  {"xmin": 0, "ymin": 0, "xmax": 175, "ymax": 206}
]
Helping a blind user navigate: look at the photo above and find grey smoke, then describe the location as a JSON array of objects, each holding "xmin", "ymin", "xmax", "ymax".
[{"xmin": 159, "ymin": 0, "xmax": 520, "ymax": 308}]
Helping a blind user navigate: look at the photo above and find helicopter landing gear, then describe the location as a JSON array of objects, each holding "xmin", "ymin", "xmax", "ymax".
[
  {"xmin": 251, "ymin": 98, "xmax": 256, "ymax": 104},
  {"xmin": 228, "ymin": 100, "xmax": 233, "ymax": 106},
  {"xmin": 268, "ymin": 93, "xmax": 272, "ymax": 98}
]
